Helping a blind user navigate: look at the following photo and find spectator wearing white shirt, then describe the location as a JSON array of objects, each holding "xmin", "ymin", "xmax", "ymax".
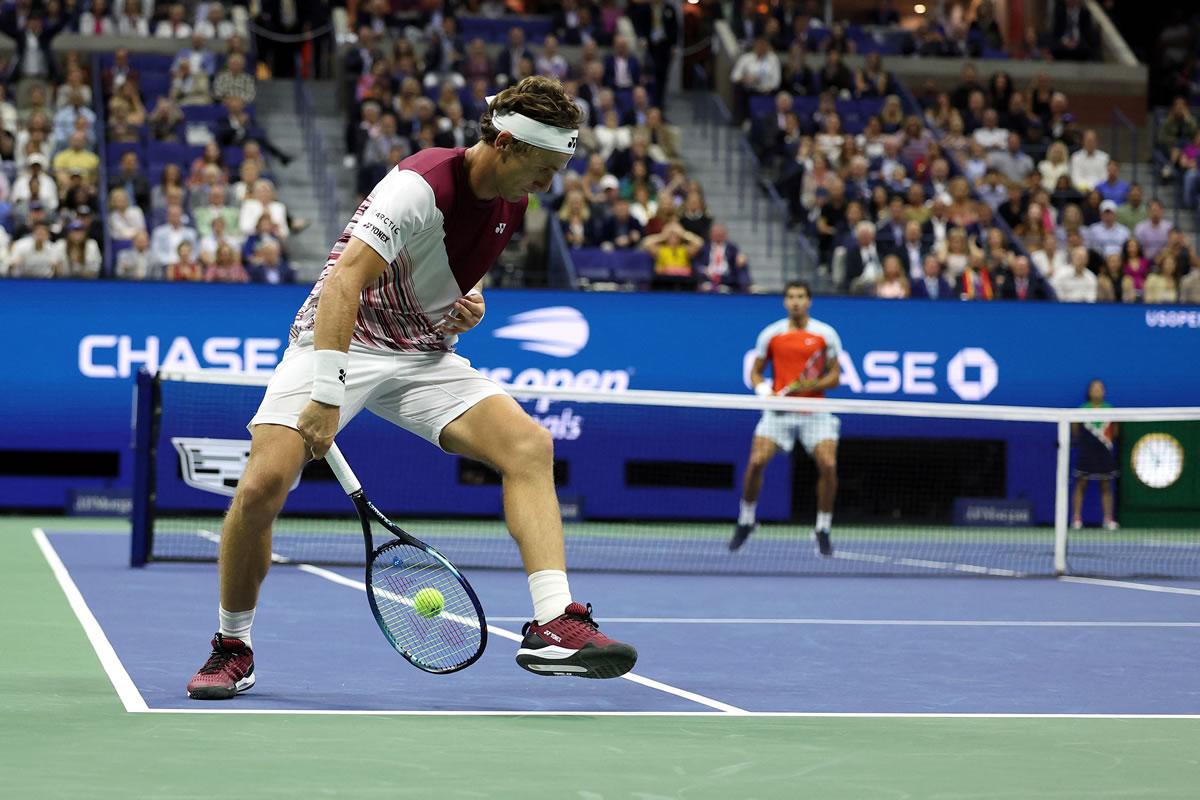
[
  {"xmin": 1031, "ymin": 232, "xmax": 1070, "ymax": 279},
  {"xmin": 195, "ymin": 3, "xmax": 236, "ymax": 40},
  {"xmin": 1086, "ymin": 200, "xmax": 1130, "ymax": 257},
  {"xmin": 1038, "ymin": 141, "xmax": 1071, "ymax": 193},
  {"xmin": 9, "ymin": 222, "xmax": 63, "ymax": 278},
  {"xmin": 12, "ymin": 159, "xmax": 59, "ymax": 214},
  {"xmin": 731, "ymin": 37, "xmax": 781, "ymax": 122},
  {"xmin": 972, "ymin": 109, "xmax": 1008, "ymax": 152},
  {"xmin": 155, "ymin": 3, "xmax": 193, "ymax": 39},
  {"xmin": 0, "ymin": 224, "xmax": 11, "ymax": 274},
  {"xmin": 1069, "ymin": 129, "xmax": 1109, "ymax": 192},
  {"xmin": 1132, "ymin": 200, "xmax": 1173, "ymax": 261},
  {"xmin": 239, "ymin": 180, "xmax": 290, "ymax": 240},
  {"xmin": 1053, "ymin": 246, "xmax": 1099, "ymax": 302},
  {"xmin": 593, "ymin": 110, "xmax": 632, "ymax": 162},
  {"xmin": 117, "ymin": 6, "xmax": 150, "ymax": 37},
  {"xmin": 107, "ymin": 187, "xmax": 147, "ymax": 241},
  {"xmin": 151, "ymin": 204, "xmax": 199, "ymax": 268},
  {"xmin": 61, "ymin": 221, "xmax": 102, "ymax": 279}
]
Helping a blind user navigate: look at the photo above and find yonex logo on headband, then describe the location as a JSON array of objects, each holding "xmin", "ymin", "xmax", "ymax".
[{"xmin": 487, "ymin": 95, "xmax": 578, "ymax": 156}]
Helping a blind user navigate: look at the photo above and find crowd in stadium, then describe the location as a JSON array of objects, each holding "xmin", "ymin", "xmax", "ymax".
[
  {"xmin": 0, "ymin": 0, "xmax": 299, "ymax": 283},
  {"xmin": 0, "ymin": 0, "xmax": 1197, "ymax": 304}
]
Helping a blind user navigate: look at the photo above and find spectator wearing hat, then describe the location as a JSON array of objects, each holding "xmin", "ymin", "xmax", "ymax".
[
  {"xmin": 9, "ymin": 222, "xmax": 63, "ymax": 278},
  {"xmin": 1087, "ymin": 200, "xmax": 1130, "ymax": 257},
  {"xmin": 12, "ymin": 156, "xmax": 58, "ymax": 214},
  {"xmin": 61, "ymin": 220, "xmax": 101, "ymax": 279}
]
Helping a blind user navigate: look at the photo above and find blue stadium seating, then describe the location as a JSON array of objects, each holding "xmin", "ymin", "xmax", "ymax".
[
  {"xmin": 458, "ymin": 15, "xmax": 553, "ymax": 45},
  {"xmin": 571, "ymin": 248, "xmax": 655, "ymax": 286}
]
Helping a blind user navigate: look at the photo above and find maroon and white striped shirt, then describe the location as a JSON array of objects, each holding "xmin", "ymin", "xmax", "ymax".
[{"xmin": 290, "ymin": 148, "xmax": 526, "ymax": 352}]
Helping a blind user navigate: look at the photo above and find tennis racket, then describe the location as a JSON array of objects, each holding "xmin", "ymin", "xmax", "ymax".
[
  {"xmin": 324, "ymin": 443, "xmax": 487, "ymax": 674},
  {"xmin": 777, "ymin": 348, "xmax": 825, "ymax": 396}
]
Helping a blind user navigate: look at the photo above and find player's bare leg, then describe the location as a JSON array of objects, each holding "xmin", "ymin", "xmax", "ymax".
[
  {"xmin": 188, "ymin": 423, "xmax": 308, "ymax": 699},
  {"xmin": 730, "ymin": 436, "xmax": 778, "ymax": 550},
  {"xmin": 812, "ymin": 439, "xmax": 838, "ymax": 556},
  {"xmin": 440, "ymin": 394, "xmax": 636, "ymax": 678},
  {"xmin": 220, "ymin": 424, "xmax": 310, "ymax": 610},
  {"xmin": 1100, "ymin": 479, "xmax": 1117, "ymax": 529},
  {"xmin": 440, "ymin": 394, "xmax": 564, "ymax": 573},
  {"xmin": 1072, "ymin": 478, "xmax": 1087, "ymax": 527}
]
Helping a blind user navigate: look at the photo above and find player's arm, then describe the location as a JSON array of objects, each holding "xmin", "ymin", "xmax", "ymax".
[
  {"xmin": 299, "ymin": 238, "xmax": 389, "ymax": 459},
  {"xmin": 438, "ymin": 280, "xmax": 486, "ymax": 335}
]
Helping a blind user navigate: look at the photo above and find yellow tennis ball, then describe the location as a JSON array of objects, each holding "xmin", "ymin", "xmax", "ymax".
[{"xmin": 413, "ymin": 588, "xmax": 445, "ymax": 619}]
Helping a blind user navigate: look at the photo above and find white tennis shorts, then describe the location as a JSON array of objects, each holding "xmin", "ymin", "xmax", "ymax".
[
  {"xmin": 753, "ymin": 410, "xmax": 841, "ymax": 454},
  {"xmin": 249, "ymin": 332, "xmax": 508, "ymax": 450}
]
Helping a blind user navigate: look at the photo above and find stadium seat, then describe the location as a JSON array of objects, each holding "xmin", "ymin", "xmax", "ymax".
[
  {"xmin": 571, "ymin": 248, "xmax": 614, "ymax": 282},
  {"xmin": 610, "ymin": 251, "xmax": 655, "ymax": 285},
  {"xmin": 147, "ymin": 142, "xmax": 205, "ymax": 167},
  {"xmin": 458, "ymin": 15, "xmax": 553, "ymax": 45},
  {"xmin": 182, "ymin": 105, "xmax": 227, "ymax": 124}
]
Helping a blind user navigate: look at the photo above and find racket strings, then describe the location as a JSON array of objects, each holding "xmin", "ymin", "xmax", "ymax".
[{"xmin": 368, "ymin": 537, "xmax": 482, "ymax": 671}]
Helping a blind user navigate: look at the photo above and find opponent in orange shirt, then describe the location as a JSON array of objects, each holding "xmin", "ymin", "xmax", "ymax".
[{"xmin": 730, "ymin": 281, "xmax": 842, "ymax": 555}]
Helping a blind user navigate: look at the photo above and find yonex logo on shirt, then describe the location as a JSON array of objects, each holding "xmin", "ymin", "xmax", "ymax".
[{"xmin": 495, "ymin": 222, "xmax": 506, "ymax": 234}]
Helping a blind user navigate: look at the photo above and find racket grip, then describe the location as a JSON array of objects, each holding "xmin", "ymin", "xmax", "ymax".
[{"xmin": 324, "ymin": 443, "xmax": 363, "ymax": 495}]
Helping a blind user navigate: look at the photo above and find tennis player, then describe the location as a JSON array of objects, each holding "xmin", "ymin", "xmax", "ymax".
[
  {"xmin": 730, "ymin": 281, "xmax": 842, "ymax": 556},
  {"xmin": 187, "ymin": 77, "xmax": 637, "ymax": 699}
]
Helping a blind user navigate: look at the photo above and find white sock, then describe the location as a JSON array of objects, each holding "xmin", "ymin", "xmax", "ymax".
[
  {"xmin": 738, "ymin": 500, "xmax": 757, "ymax": 526},
  {"xmin": 816, "ymin": 511, "xmax": 833, "ymax": 532},
  {"xmin": 219, "ymin": 606, "xmax": 255, "ymax": 649},
  {"xmin": 527, "ymin": 569, "xmax": 572, "ymax": 624}
]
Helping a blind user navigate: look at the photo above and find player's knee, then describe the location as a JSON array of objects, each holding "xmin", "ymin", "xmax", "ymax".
[
  {"xmin": 817, "ymin": 457, "xmax": 837, "ymax": 476},
  {"xmin": 497, "ymin": 423, "xmax": 554, "ymax": 477},
  {"xmin": 232, "ymin": 468, "xmax": 292, "ymax": 517}
]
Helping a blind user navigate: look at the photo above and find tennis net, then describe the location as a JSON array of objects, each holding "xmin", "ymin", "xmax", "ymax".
[{"xmin": 132, "ymin": 370, "xmax": 1200, "ymax": 578}]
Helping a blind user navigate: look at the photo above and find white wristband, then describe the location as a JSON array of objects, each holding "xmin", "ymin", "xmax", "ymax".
[
  {"xmin": 311, "ymin": 349, "xmax": 349, "ymax": 407},
  {"xmin": 755, "ymin": 381, "xmax": 774, "ymax": 397}
]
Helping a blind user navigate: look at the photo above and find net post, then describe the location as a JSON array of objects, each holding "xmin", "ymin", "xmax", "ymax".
[
  {"xmin": 129, "ymin": 369, "xmax": 159, "ymax": 567},
  {"xmin": 1053, "ymin": 418, "xmax": 1071, "ymax": 575}
]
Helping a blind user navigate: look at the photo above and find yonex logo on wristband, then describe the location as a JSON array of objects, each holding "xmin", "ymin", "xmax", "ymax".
[{"xmin": 338, "ymin": 369, "xmax": 345, "ymax": 383}]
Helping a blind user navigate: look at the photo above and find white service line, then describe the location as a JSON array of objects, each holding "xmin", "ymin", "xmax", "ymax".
[
  {"xmin": 295, "ymin": 562, "xmax": 747, "ymax": 713},
  {"xmin": 487, "ymin": 616, "xmax": 1200, "ymax": 628},
  {"xmin": 833, "ymin": 549, "xmax": 1021, "ymax": 577},
  {"xmin": 1060, "ymin": 576, "xmax": 1200, "ymax": 597},
  {"xmin": 31, "ymin": 529, "xmax": 149, "ymax": 713}
]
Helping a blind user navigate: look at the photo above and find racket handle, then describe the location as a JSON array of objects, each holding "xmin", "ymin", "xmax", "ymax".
[{"xmin": 324, "ymin": 443, "xmax": 363, "ymax": 496}]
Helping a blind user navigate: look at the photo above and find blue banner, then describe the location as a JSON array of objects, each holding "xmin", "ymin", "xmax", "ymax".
[{"xmin": 1, "ymin": 280, "xmax": 1197, "ymax": 510}]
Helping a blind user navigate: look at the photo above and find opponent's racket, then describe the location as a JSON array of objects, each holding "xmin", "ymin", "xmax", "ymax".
[
  {"xmin": 777, "ymin": 348, "xmax": 826, "ymax": 396},
  {"xmin": 325, "ymin": 443, "xmax": 487, "ymax": 674}
]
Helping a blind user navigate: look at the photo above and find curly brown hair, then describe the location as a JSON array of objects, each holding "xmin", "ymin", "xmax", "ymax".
[{"xmin": 479, "ymin": 76, "xmax": 581, "ymax": 155}]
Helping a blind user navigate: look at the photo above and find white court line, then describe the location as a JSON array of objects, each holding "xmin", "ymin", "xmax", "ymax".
[
  {"xmin": 833, "ymin": 549, "xmax": 1022, "ymax": 577},
  {"xmin": 132, "ymin": 709, "xmax": 1200, "ymax": 719},
  {"xmin": 1060, "ymin": 576, "xmax": 1200, "ymax": 597},
  {"xmin": 487, "ymin": 616, "xmax": 1200, "ymax": 628},
  {"xmin": 31, "ymin": 529, "xmax": 149, "ymax": 713}
]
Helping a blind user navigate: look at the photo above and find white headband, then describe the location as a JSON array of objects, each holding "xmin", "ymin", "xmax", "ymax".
[{"xmin": 486, "ymin": 95, "xmax": 578, "ymax": 156}]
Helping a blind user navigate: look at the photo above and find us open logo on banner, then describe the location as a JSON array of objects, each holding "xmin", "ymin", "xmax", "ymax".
[{"xmin": 171, "ymin": 437, "xmax": 301, "ymax": 497}]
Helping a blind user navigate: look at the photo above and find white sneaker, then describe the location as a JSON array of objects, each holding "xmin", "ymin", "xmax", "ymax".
[
  {"xmin": 1071, "ymin": 519, "xmax": 1082, "ymax": 530},
  {"xmin": 1104, "ymin": 520, "xmax": 1120, "ymax": 531}
]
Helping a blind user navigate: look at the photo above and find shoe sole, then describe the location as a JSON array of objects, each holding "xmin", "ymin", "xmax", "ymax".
[
  {"xmin": 187, "ymin": 672, "xmax": 255, "ymax": 700},
  {"xmin": 516, "ymin": 643, "xmax": 638, "ymax": 679},
  {"xmin": 729, "ymin": 526, "xmax": 756, "ymax": 552}
]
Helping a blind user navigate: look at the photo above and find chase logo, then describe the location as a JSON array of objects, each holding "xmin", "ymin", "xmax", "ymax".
[
  {"xmin": 172, "ymin": 437, "xmax": 301, "ymax": 497},
  {"xmin": 492, "ymin": 306, "xmax": 589, "ymax": 358}
]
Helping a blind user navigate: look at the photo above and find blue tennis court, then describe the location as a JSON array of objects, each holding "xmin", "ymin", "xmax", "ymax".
[{"xmin": 42, "ymin": 529, "xmax": 1200, "ymax": 716}]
